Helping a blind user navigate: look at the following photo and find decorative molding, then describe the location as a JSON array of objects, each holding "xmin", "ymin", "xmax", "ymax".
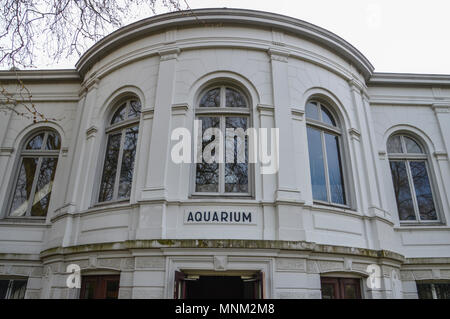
[
  {"xmin": 378, "ymin": 150, "xmax": 387, "ymax": 160},
  {"xmin": 0, "ymin": 147, "xmax": 14, "ymax": 156},
  {"xmin": 158, "ymin": 47, "xmax": 180, "ymax": 61},
  {"xmin": 257, "ymin": 104, "xmax": 275, "ymax": 116},
  {"xmin": 432, "ymin": 102, "xmax": 450, "ymax": 113},
  {"xmin": 271, "ymin": 29, "xmax": 285, "ymax": 46},
  {"xmin": 291, "ymin": 108, "xmax": 305, "ymax": 120},
  {"xmin": 164, "ymin": 29, "xmax": 177, "ymax": 44},
  {"xmin": 141, "ymin": 107, "xmax": 155, "ymax": 120},
  {"xmin": 344, "ymin": 258, "xmax": 353, "ymax": 271},
  {"xmin": 267, "ymin": 47, "xmax": 289, "ymax": 63},
  {"xmin": 61, "ymin": 147, "xmax": 69, "ymax": 157},
  {"xmin": 433, "ymin": 151, "xmax": 448, "ymax": 161},
  {"xmin": 85, "ymin": 125, "xmax": 98, "ymax": 139},
  {"xmin": 213, "ymin": 255, "xmax": 228, "ymax": 271},
  {"xmin": 171, "ymin": 103, "xmax": 189, "ymax": 115},
  {"xmin": 348, "ymin": 128, "xmax": 361, "ymax": 141}
]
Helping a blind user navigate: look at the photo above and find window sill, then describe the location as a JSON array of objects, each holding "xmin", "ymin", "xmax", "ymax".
[
  {"xmin": 0, "ymin": 217, "xmax": 48, "ymax": 226},
  {"xmin": 312, "ymin": 201, "xmax": 355, "ymax": 211},
  {"xmin": 394, "ymin": 223, "xmax": 448, "ymax": 230}
]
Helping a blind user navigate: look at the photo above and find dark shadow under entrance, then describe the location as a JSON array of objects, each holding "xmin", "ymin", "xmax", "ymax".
[{"xmin": 175, "ymin": 272, "xmax": 264, "ymax": 299}]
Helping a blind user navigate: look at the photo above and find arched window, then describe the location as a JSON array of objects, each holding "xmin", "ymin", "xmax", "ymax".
[
  {"xmin": 306, "ymin": 100, "xmax": 346, "ymax": 205},
  {"xmin": 194, "ymin": 85, "xmax": 250, "ymax": 195},
  {"xmin": 98, "ymin": 98, "xmax": 141, "ymax": 202},
  {"xmin": 387, "ymin": 134, "xmax": 437, "ymax": 222},
  {"xmin": 9, "ymin": 130, "xmax": 61, "ymax": 217}
]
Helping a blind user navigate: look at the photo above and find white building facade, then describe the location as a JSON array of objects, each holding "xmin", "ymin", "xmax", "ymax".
[{"xmin": 0, "ymin": 9, "xmax": 449, "ymax": 299}]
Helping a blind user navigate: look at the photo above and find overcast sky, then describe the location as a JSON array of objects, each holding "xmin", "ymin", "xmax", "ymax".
[{"xmin": 44, "ymin": 0, "xmax": 450, "ymax": 74}]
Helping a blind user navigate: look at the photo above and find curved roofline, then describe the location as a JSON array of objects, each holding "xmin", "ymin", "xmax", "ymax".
[{"xmin": 75, "ymin": 8, "xmax": 374, "ymax": 79}]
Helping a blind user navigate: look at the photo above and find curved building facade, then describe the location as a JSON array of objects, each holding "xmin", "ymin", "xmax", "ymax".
[{"xmin": 0, "ymin": 8, "xmax": 449, "ymax": 299}]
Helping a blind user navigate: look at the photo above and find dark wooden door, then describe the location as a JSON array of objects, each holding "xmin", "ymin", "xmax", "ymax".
[
  {"xmin": 80, "ymin": 275, "xmax": 120, "ymax": 299},
  {"xmin": 174, "ymin": 271, "xmax": 186, "ymax": 299},
  {"xmin": 321, "ymin": 277, "xmax": 361, "ymax": 299}
]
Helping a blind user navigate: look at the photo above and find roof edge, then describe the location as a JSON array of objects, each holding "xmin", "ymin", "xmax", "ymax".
[
  {"xmin": 0, "ymin": 69, "xmax": 80, "ymax": 82},
  {"xmin": 75, "ymin": 8, "xmax": 375, "ymax": 80},
  {"xmin": 370, "ymin": 72, "xmax": 450, "ymax": 86}
]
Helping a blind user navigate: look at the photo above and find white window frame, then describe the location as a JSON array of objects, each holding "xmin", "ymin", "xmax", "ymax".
[
  {"xmin": 96, "ymin": 99, "xmax": 141, "ymax": 204},
  {"xmin": 7, "ymin": 130, "xmax": 60, "ymax": 219},
  {"xmin": 387, "ymin": 134, "xmax": 440, "ymax": 224},
  {"xmin": 191, "ymin": 85, "xmax": 253, "ymax": 197},
  {"xmin": 306, "ymin": 100, "xmax": 350, "ymax": 208}
]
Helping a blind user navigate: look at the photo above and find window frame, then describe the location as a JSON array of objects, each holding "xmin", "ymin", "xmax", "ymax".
[
  {"xmin": 306, "ymin": 100, "xmax": 350, "ymax": 208},
  {"xmin": 191, "ymin": 85, "xmax": 253, "ymax": 198},
  {"xmin": 6, "ymin": 130, "xmax": 61, "ymax": 219},
  {"xmin": 96, "ymin": 98, "xmax": 141, "ymax": 204},
  {"xmin": 387, "ymin": 134, "xmax": 440, "ymax": 225},
  {"xmin": 0, "ymin": 278, "xmax": 28, "ymax": 299}
]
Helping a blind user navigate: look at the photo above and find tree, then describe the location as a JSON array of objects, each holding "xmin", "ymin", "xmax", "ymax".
[{"xmin": 0, "ymin": 0, "xmax": 187, "ymax": 121}]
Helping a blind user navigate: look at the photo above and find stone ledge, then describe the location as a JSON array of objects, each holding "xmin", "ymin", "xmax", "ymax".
[{"xmin": 39, "ymin": 239, "xmax": 406, "ymax": 263}]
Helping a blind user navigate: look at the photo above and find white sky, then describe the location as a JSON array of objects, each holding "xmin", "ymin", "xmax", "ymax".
[{"xmin": 43, "ymin": 0, "xmax": 450, "ymax": 74}]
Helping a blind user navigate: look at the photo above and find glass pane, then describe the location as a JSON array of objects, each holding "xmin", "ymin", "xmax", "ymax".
[
  {"xmin": 389, "ymin": 161, "xmax": 416, "ymax": 220},
  {"xmin": 417, "ymin": 284, "xmax": 433, "ymax": 299},
  {"xmin": 435, "ymin": 283, "xmax": 450, "ymax": 299},
  {"xmin": 9, "ymin": 280, "xmax": 27, "ymax": 299},
  {"xmin": 196, "ymin": 117, "xmax": 220, "ymax": 192},
  {"xmin": 83, "ymin": 280, "xmax": 96, "ymax": 299},
  {"xmin": 199, "ymin": 88, "xmax": 220, "ymax": 108},
  {"xmin": 118, "ymin": 126, "xmax": 139, "ymax": 199},
  {"xmin": 98, "ymin": 133, "xmax": 122, "ymax": 202},
  {"xmin": 106, "ymin": 280, "xmax": 119, "ymax": 299},
  {"xmin": 225, "ymin": 117, "xmax": 248, "ymax": 193},
  {"xmin": 410, "ymin": 161, "xmax": 437, "ymax": 220},
  {"xmin": 111, "ymin": 103, "xmax": 127, "ymax": 124},
  {"xmin": 325, "ymin": 133, "xmax": 345, "ymax": 205},
  {"xmin": 26, "ymin": 133, "xmax": 45, "ymax": 150},
  {"xmin": 404, "ymin": 136, "xmax": 422, "ymax": 153},
  {"xmin": 0, "ymin": 280, "xmax": 9, "ymax": 299},
  {"xmin": 10, "ymin": 158, "xmax": 39, "ymax": 217},
  {"xmin": 225, "ymin": 88, "xmax": 247, "ymax": 107},
  {"xmin": 30, "ymin": 157, "xmax": 58, "ymax": 216},
  {"xmin": 321, "ymin": 283, "xmax": 335, "ymax": 299},
  {"xmin": 321, "ymin": 106, "xmax": 336, "ymax": 126},
  {"xmin": 128, "ymin": 100, "xmax": 141, "ymax": 118},
  {"xmin": 45, "ymin": 132, "xmax": 61, "ymax": 150},
  {"xmin": 305, "ymin": 102, "xmax": 319, "ymax": 121},
  {"xmin": 343, "ymin": 283, "xmax": 357, "ymax": 299},
  {"xmin": 307, "ymin": 127, "xmax": 327, "ymax": 201},
  {"xmin": 387, "ymin": 135, "xmax": 403, "ymax": 153}
]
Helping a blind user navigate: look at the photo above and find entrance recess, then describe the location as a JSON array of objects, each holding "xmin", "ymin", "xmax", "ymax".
[{"xmin": 174, "ymin": 271, "xmax": 264, "ymax": 299}]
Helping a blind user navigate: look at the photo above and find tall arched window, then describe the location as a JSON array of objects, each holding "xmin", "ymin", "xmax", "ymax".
[
  {"xmin": 9, "ymin": 130, "xmax": 61, "ymax": 217},
  {"xmin": 194, "ymin": 85, "xmax": 250, "ymax": 195},
  {"xmin": 387, "ymin": 134, "xmax": 437, "ymax": 222},
  {"xmin": 98, "ymin": 98, "xmax": 141, "ymax": 203},
  {"xmin": 306, "ymin": 100, "xmax": 346, "ymax": 205}
]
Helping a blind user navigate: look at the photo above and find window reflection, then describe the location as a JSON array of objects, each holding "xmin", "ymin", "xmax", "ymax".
[
  {"xmin": 306, "ymin": 101, "xmax": 345, "ymax": 205},
  {"xmin": 195, "ymin": 86, "xmax": 250, "ymax": 195},
  {"xmin": 387, "ymin": 134, "xmax": 437, "ymax": 222},
  {"xmin": 9, "ymin": 130, "xmax": 60, "ymax": 218},
  {"xmin": 196, "ymin": 117, "xmax": 220, "ymax": 192},
  {"xmin": 99, "ymin": 99, "xmax": 141, "ymax": 202}
]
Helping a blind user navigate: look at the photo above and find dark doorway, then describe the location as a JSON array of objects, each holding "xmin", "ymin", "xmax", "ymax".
[
  {"xmin": 175, "ymin": 272, "xmax": 264, "ymax": 299},
  {"xmin": 321, "ymin": 277, "xmax": 362, "ymax": 299}
]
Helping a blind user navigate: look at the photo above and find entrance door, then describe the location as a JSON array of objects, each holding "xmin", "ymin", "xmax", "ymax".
[
  {"xmin": 80, "ymin": 275, "xmax": 120, "ymax": 299},
  {"xmin": 321, "ymin": 277, "xmax": 361, "ymax": 299},
  {"xmin": 174, "ymin": 272, "xmax": 264, "ymax": 299}
]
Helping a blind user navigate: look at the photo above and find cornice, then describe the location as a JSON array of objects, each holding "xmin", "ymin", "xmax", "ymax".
[
  {"xmin": 369, "ymin": 72, "xmax": 450, "ymax": 86},
  {"xmin": 75, "ymin": 8, "xmax": 374, "ymax": 79},
  {"xmin": 0, "ymin": 69, "xmax": 80, "ymax": 82}
]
